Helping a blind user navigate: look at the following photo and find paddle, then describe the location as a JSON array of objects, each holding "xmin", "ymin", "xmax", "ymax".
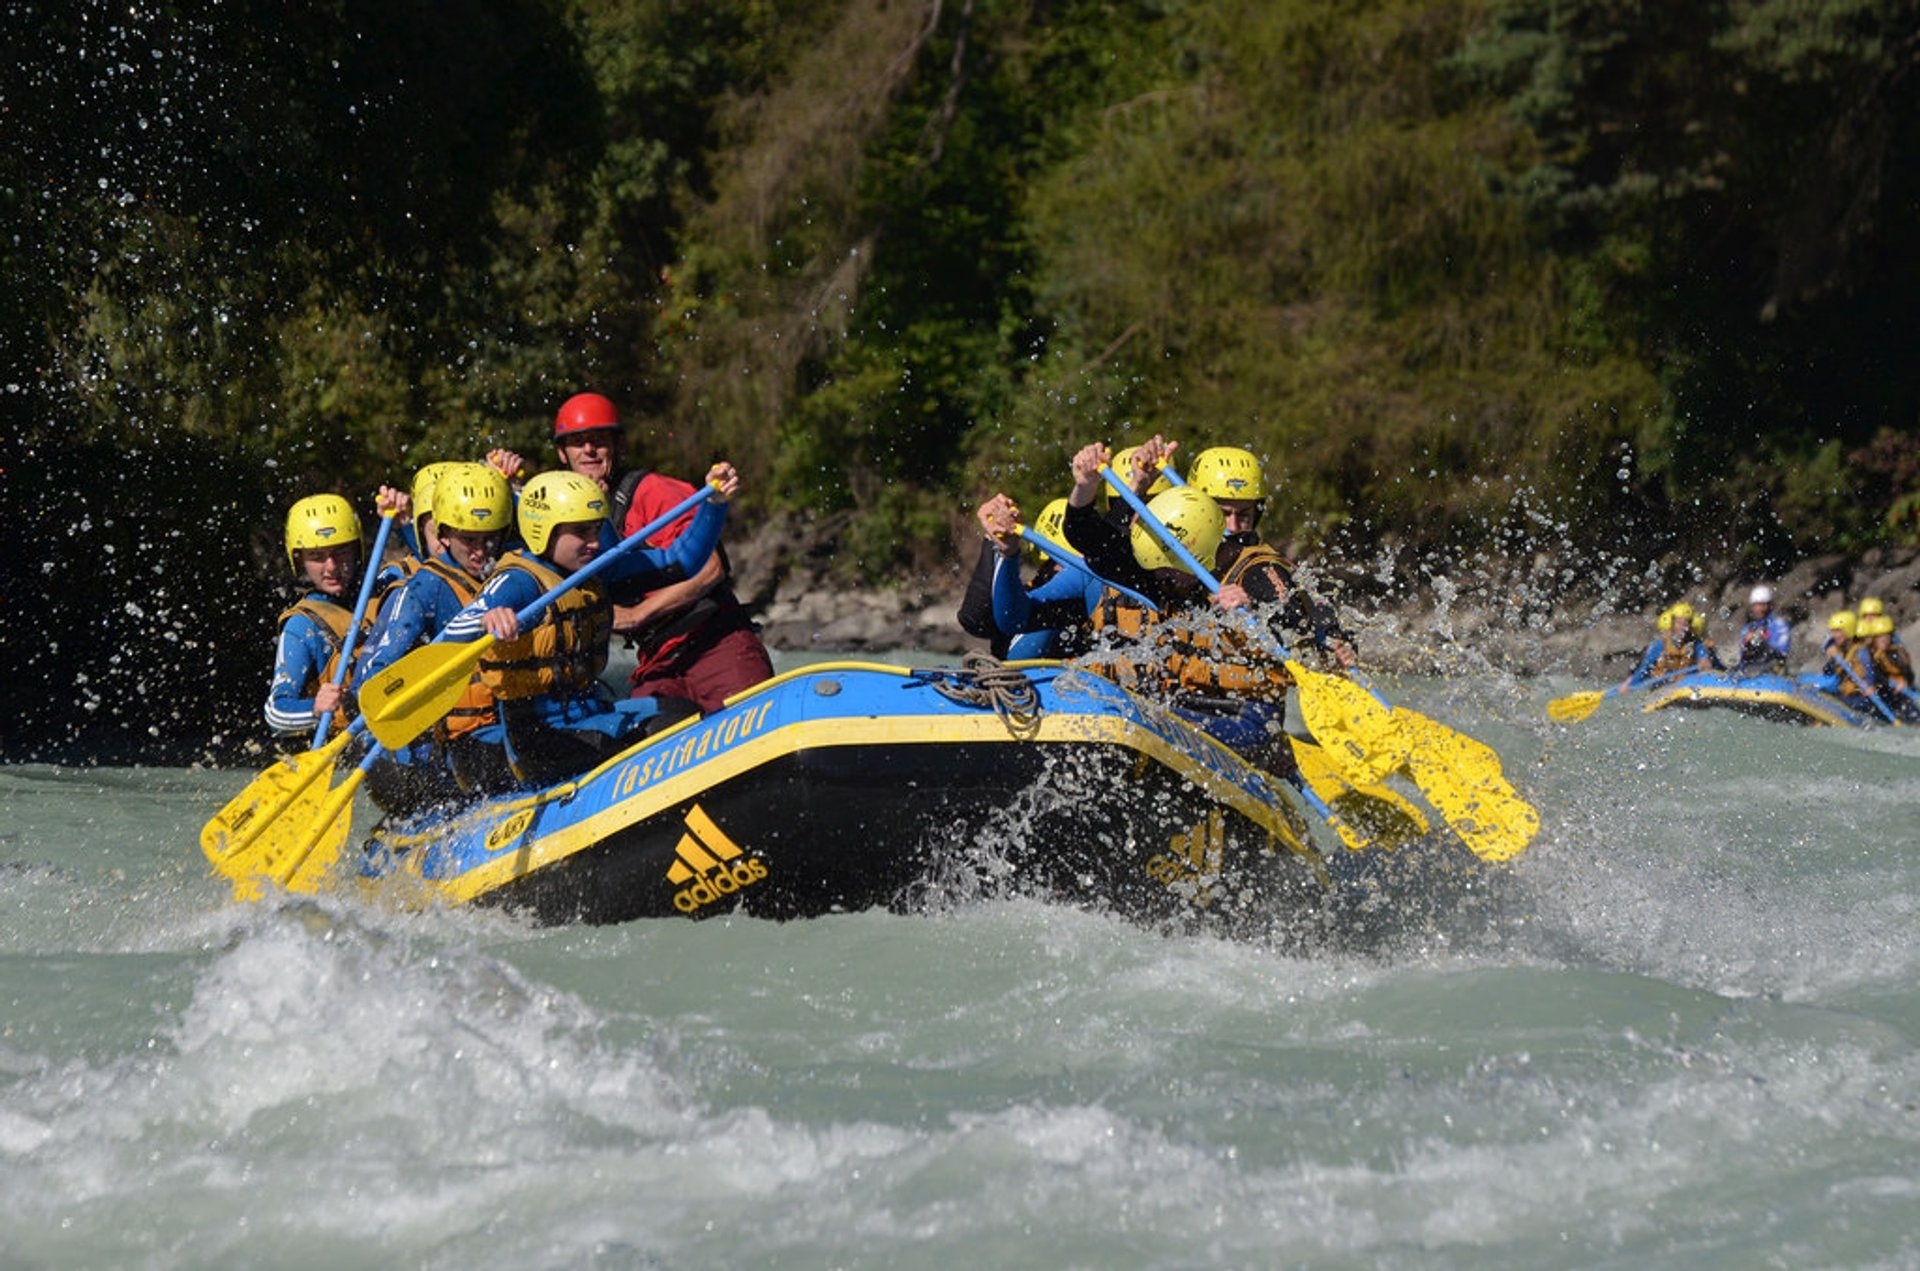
[
  {"xmin": 1547, "ymin": 665, "xmax": 1698, "ymax": 723},
  {"xmin": 315, "ymin": 511, "xmax": 394, "ymax": 743},
  {"xmin": 1287, "ymin": 736, "xmax": 1429, "ymax": 852},
  {"xmin": 358, "ymin": 483, "xmax": 719, "ymax": 750},
  {"xmin": 201, "ymin": 514, "xmax": 392, "ymax": 888},
  {"xmin": 1834, "ymin": 651, "xmax": 1900, "ymax": 725},
  {"xmin": 1014, "ymin": 524, "xmax": 1159, "ymax": 612},
  {"xmin": 1102, "ymin": 466, "xmax": 1538, "ymax": 862},
  {"xmin": 267, "ymin": 744, "xmax": 384, "ymax": 895}
]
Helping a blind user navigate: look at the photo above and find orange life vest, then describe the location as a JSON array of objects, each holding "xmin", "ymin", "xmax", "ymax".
[
  {"xmin": 1082, "ymin": 546, "xmax": 1295, "ymax": 699},
  {"xmin": 416, "ymin": 559, "xmax": 500, "ymax": 740},
  {"xmin": 477, "ymin": 551, "xmax": 612, "ymax": 702},
  {"xmin": 276, "ymin": 597, "xmax": 360, "ymax": 716}
]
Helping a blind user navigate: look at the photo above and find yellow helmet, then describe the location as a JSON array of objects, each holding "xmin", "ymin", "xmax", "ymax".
[
  {"xmin": 433, "ymin": 463, "xmax": 512, "ymax": 536},
  {"xmin": 1860, "ymin": 614, "xmax": 1895, "ymax": 637},
  {"xmin": 1130, "ymin": 486, "xmax": 1224, "ymax": 574},
  {"xmin": 1829, "ymin": 611, "xmax": 1857, "ymax": 638},
  {"xmin": 1665, "ymin": 602, "xmax": 1695, "ymax": 628},
  {"xmin": 1112, "ymin": 445, "xmax": 1172, "ymax": 498},
  {"xmin": 410, "ymin": 461, "xmax": 458, "ymax": 550},
  {"xmin": 1859, "ymin": 597, "xmax": 1885, "ymax": 618},
  {"xmin": 1657, "ymin": 606, "xmax": 1675, "ymax": 630},
  {"xmin": 517, "ymin": 470, "xmax": 608, "ymax": 556},
  {"xmin": 1030, "ymin": 497, "xmax": 1070, "ymax": 562},
  {"xmin": 1188, "ymin": 446, "xmax": 1266, "ymax": 502},
  {"xmin": 284, "ymin": 494, "xmax": 362, "ymax": 574}
]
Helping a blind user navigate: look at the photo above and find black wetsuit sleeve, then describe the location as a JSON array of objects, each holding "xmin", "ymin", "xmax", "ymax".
[
  {"xmin": 1237, "ymin": 558, "xmax": 1356, "ymax": 656},
  {"xmin": 1063, "ymin": 501, "xmax": 1154, "ymax": 593},
  {"xmin": 957, "ymin": 542, "xmax": 1001, "ymax": 641}
]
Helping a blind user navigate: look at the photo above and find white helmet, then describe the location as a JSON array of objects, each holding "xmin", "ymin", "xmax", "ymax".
[{"xmin": 1750, "ymin": 584, "xmax": 1775, "ymax": 605}]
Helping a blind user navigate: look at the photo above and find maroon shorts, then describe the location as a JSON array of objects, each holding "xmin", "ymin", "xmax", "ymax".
[{"xmin": 628, "ymin": 619, "xmax": 775, "ymax": 714}]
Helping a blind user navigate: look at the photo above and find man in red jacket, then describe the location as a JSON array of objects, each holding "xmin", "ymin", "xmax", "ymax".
[{"xmin": 551, "ymin": 391, "xmax": 775, "ymax": 714}]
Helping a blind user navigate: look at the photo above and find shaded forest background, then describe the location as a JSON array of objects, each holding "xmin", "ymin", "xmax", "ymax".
[{"xmin": 4, "ymin": 0, "xmax": 1919, "ymax": 760}]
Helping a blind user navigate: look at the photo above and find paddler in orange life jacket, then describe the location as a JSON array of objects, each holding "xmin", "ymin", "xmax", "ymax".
[
  {"xmin": 353, "ymin": 463, "xmax": 516, "ymax": 804},
  {"xmin": 1841, "ymin": 613, "xmax": 1919, "ymax": 721},
  {"xmin": 266, "ymin": 494, "xmax": 368, "ymax": 739},
  {"xmin": 1187, "ymin": 446, "xmax": 1358, "ymax": 672},
  {"xmin": 1818, "ymin": 610, "xmax": 1857, "ymax": 690},
  {"xmin": 1622, "ymin": 604, "xmax": 1714, "ymax": 688},
  {"xmin": 552, "ymin": 392, "xmax": 773, "ymax": 713},
  {"xmin": 436, "ymin": 464, "xmax": 740, "ymax": 789},
  {"xmin": 1057, "ymin": 439, "xmax": 1317, "ymax": 769}
]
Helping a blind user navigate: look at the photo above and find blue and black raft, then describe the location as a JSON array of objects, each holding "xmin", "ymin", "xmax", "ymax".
[
  {"xmin": 1638, "ymin": 669, "xmax": 1886, "ymax": 728},
  {"xmin": 347, "ymin": 659, "xmax": 1465, "ymax": 929}
]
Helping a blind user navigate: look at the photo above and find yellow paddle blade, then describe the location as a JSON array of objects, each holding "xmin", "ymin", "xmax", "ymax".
[
  {"xmin": 1291, "ymin": 666, "xmax": 1410, "ymax": 787},
  {"xmin": 272, "ymin": 769, "xmax": 365, "ymax": 895},
  {"xmin": 1546, "ymin": 689, "xmax": 1607, "ymax": 723},
  {"xmin": 200, "ymin": 731, "xmax": 353, "ymax": 875},
  {"xmin": 1393, "ymin": 708, "xmax": 1539, "ymax": 863},
  {"xmin": 1288, "ymin": 736, "xmax": 1430, "ymax": 852},
  {"xmin": 358, "ymin": 635, "xmax": 496, "ymax": 750}
]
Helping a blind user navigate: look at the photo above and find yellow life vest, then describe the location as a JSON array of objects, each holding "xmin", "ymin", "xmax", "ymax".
[
  {"xmin": 417, "ymin": 559, "xmax": 499, "ymax": 739},
  {"xmin": 277, "ymin": 596, "xmax": 359, "ymax": 706},
  {"xmin": 1649, "ymin": 634, "xmax": 1703, "ymax": 677},
  {"xmin": 1836, "ymin": 639, "xmax": 1870, "ymax": 696},
  {"xmin": 478, "ymin": 551, "xmax": 612, "ymax": 702},
  {"xmin": 1873, "ymin": 643, "xmax": 1913, "ymax": 689}
]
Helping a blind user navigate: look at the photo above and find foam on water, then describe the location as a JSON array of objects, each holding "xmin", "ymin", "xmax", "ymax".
[{"xmin": 4, "ymin": 677, "xmax": 1920, "ymax": 1268}]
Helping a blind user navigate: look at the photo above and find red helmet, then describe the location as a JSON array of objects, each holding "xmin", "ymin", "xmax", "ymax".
[{"xmin": 553, "ymin": 392, "xmax": 620, "ymax": 439}]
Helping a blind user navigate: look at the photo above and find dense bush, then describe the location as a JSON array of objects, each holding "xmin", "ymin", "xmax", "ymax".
[{"xmin": 5, "ymin": 0, "xmax": 1916, "ymax": 755}]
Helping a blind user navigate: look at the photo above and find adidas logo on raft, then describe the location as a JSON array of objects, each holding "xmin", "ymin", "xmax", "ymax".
[{"xmin": 666, "ymin": 804, "xmax": 767, "ymax": 913}]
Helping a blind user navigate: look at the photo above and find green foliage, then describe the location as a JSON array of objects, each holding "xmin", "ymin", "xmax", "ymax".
[{"xmin": 7, "ymin": 0, "xmax": 1920, "ymax": 754}]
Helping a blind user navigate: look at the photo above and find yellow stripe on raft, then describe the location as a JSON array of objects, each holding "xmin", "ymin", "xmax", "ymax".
[
  {"xmin": 386, "ymin": 704, "xmax": 1319, "ymax": 907},
  {"xmin": 1641, "ymin": 685, "xmax": 1853, "ymax": 727}
]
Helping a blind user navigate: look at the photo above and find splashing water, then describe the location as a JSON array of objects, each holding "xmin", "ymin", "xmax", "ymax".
[{"xmin": 3, "ymin": 670, "xmax": 1918, "ymax": 1268}]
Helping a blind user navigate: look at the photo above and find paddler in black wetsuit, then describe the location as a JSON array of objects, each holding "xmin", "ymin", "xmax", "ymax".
[{"xmin": 1058, "ymin": 438, "xmax": 1309, "ymax": 770}]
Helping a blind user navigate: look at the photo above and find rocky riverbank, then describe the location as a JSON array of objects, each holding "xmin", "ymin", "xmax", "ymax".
[{"xmin": 730, "ymin": 512, "xmax": 1920, "ymax": 679}]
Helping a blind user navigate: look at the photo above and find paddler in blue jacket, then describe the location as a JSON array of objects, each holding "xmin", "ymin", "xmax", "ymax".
[
  {"xmin": 1734, "ymin": 584, "xmax": 1792, "ymax": 672},
  {"xmin": 1858, "ymin": 597, "xmax": 1904, "ymax": 649},
  {"xmin": 1623, "ymin": 604, "xmax": 1714, "ymax": 688},
  {"xmin": 267, "ymin": 494, "xmax": 368, "ymax": 740},
  {"xmin": 353, "ymin": 463, "xmax": 516, "ymax": 802},
  {"xmin": 438, "ymin": 464, "xmax": 739, "ymax": 788},
  {"xmin": 1840, "ymin": 614, "xmax": 1919, "ymax": 721},
  {"xmin": 971, "ymin": 493, "xmax": 1105, "ymax": 659},
  {"xmin": 1055, "ymin": 438, "xmax": 1324, "ymax": 771}
]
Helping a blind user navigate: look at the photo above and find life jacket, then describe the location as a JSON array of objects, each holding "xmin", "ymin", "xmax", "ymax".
[
  {"xmin": 417, "ymin": 558, "xmax": 499, "ymax": 740},
  {"xmin": 1836, "ymin": 641, "xmax": 1874, "ymax": 697},
  {"xmin": 477, "ymin": 551, "xmax": 612, "ymax": 703},
  {"xmin": 609, "ymin": 468, "xmax": 653, "ymax": 538},
  {"xmin": 1649, "ymin": 634, "xmax": 1705, "ymax": 677},
  {"xmin": 1081, "ymin": 546, "xmax": 1295, "ymax": 700},
  {"xmin": 1873, "ymin": 643, "xmax": 1913, "ymax": 689},
  {"xmin": 1161, "ymin": 545, "xmax": 1296, "ymax": 699},
  {"xmin": 277, "ymin": 596, "xmax": 359, "ymax": 706},
  {"xmin": 1080, "ymin": 588, "xmax": 1162, "ymax": 691}
]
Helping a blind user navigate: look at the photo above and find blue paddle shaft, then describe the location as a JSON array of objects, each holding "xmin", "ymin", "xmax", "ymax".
[
  {"xmin": 1835, "ymin": 652, "xmax": 1899, "ymax": 724},
  {"xmin": 315, "ymin": 511, "xmax": 395, "ymax": 743},
  {"xmin": 508, "ymin": 484, "xmax": 718, "ymax": 631},
  {"xmin": 1014, "ymin": 525, "xmax": 1159, "ymax": 613}
]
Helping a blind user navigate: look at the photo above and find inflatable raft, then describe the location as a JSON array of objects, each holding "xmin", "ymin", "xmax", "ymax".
[
  {"xmin": 353, "ymin": 660, "xmax": 1441, "ymax": 929},
  {"xmin": 1639, "ymin": 670, "xmax": 1878, "ymax": 727}
]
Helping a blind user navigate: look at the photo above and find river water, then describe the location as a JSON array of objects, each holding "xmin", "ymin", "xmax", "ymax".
[{"xmin": 3, "ymin": 668, "xmax": 1918, "ymax": 1269}]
